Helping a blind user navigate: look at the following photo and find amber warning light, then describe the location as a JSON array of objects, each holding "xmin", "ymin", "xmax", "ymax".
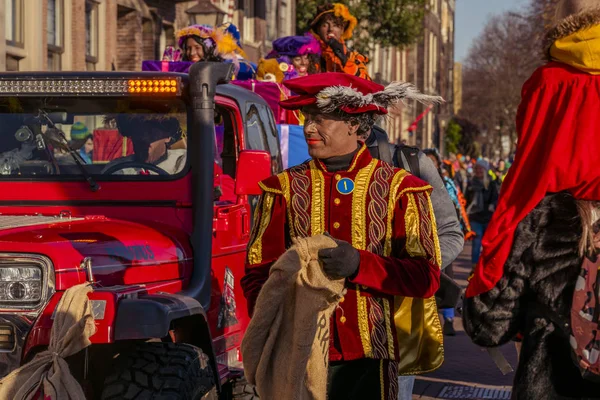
[{"xmin": 0, "ymin": 78, "xmax": 181, "ymax": 96}]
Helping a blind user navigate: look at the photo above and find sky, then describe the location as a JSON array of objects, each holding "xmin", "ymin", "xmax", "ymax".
[{"xmin": 455, "ymin": 0, "xmax": 527, "ymax": 62}]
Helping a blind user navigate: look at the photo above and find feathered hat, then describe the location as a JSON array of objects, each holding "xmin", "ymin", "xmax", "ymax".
[
  {"xmin": 266, "ymin": 35, "xmax": 321, "ymax": 59},
  {"xmin": 175, "ymin": 24, "xmax": 245, "ymax": 62},
  {"xmin": 280, "ymin": 73, "xmax": 443, "ymax": 115},
  {"xmin": 309, "ymin": 3, "xmax": 357, "ymax": 41}
]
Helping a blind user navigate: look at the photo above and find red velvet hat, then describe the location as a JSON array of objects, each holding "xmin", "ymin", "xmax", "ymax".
[{"xmin": 280, "ymin": 72, "xmax": 442, "ymax": 115}]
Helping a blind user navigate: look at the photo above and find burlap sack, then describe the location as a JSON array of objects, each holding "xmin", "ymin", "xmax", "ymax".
[
  {"xmin": 241, "ymin": 234, "xmax": 345, "ymax": 400},
  {"xmin": 0, "ymin": 283, "xmax": 96, "ymax": 400}
]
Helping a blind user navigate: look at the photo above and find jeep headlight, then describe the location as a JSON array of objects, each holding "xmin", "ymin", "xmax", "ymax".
[{"xmin": 0, "ymin": 266, "xmax": 42, "ymax": 304}]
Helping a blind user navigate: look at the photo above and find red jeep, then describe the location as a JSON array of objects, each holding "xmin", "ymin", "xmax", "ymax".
[{"xmin": 0, "ymin": 63, "xmax": 279, "ymax": 398}]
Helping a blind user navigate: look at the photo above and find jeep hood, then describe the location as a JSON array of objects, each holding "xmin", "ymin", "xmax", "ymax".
[{"xmin": 0, "ymin": 215, "xmax": 192, "ymax": 289}]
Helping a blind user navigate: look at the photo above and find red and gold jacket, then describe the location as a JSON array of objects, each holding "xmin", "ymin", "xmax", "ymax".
[{"xmin": 241, "ymin": 145, "xmax": 441, "ymax": 362}]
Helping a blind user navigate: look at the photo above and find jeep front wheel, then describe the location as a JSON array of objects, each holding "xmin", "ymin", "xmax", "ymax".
[{"xmin": 101, "ymin": 342, "xmax": 216, "ymax": 400}]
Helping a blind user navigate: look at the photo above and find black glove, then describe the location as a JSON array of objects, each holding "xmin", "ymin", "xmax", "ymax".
[
  {"xmin": 318, "ymin": 238, "xmax": 360, "ymax": 280},
  {"xmin": 327, "ymin": 39, "xmax": 348, "ymax": 67}
]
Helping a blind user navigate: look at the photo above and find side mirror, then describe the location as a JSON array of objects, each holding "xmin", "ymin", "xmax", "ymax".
[{"xmin": 235, "ymin": 150, "xmax": 272, "ymax": 195}]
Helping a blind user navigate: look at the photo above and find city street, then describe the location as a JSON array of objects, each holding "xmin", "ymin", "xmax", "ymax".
[{"xmin": 412, "ymin": 243, "xmax": 518, "ymax": 399}]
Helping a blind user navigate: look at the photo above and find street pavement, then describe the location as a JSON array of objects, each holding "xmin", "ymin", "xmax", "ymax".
[{"xmin": 411, "ymin": 243, "xmax": 518, "ymax": 399}]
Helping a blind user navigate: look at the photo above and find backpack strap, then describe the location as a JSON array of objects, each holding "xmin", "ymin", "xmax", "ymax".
[
  {"xmin": 395, "ymin": 145, "xmax": 421, "ymax": 177},
  {"xmin": 369, "ymin": 125, "xmax": 393, "ymax": 165}
]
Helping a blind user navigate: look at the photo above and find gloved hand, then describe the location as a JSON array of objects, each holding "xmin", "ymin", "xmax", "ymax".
[
  {"xmin": 318, "ymin": 237, "xmax": 360, "ymax": 280},
  {"xmin": 327, "ymin": 39, "xmax": 348, "ymax": 67}
]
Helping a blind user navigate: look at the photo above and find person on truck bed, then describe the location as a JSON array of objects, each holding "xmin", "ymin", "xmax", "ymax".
[
  {"xmin": 241, "ymin": 73, "xmax": 443, "ymax": 399},
  {"xmin": 175, "ymin": 24, "xmax": 245, "ymax": 75},
  {"xmin": 307, "ymin": 3, "xmax": 370, "ymax": 80},
  {"xmin": 265, "ymin": 35, "xmax": 321, "ymax": 80}
]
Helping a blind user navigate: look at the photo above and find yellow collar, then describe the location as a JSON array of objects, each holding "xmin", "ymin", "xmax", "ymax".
[{"xmin": 550, "ymin": 24, "xmax": 600, "ymax": 75}]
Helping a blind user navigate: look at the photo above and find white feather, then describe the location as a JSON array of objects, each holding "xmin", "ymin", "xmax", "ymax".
[{"xmin": 314, "ymin": 80, "xmax": 443, "ymax": 113}]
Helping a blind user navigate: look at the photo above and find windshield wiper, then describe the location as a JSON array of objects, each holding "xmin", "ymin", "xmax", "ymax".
[{"xmin": 38, "ymin": 110, "xmax": 100, "ymax": 192}]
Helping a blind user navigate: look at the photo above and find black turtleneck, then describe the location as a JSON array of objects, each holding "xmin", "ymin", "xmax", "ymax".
[{"xmin": 320, "ymin": 145, "xmax": 360, "ymax": 172}]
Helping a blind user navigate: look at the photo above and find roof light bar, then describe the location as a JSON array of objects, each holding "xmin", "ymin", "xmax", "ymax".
[{"xmin": 0, "ymin": 78, "xmax": 181, "ymax": 96}]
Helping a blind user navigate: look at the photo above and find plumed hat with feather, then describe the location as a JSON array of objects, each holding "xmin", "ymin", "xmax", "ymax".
[{"xmin": 280, "ymin": 73, "xmax": 443, "ymax": 115}]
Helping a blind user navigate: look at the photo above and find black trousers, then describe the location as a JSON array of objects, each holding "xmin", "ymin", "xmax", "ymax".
[{"xmin": 327, "ymin": 358, "xmax": 398, "ymax": 400}]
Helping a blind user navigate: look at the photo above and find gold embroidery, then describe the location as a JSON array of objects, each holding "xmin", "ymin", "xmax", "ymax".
[
  {"xmin": 397, "ymin": 185, "xmax": 432, "ymax": 199},
  {"xmin": 351, "ymin": 159, "xmax": 377, "ymax": 250},
  {"xmin": 380, "ymin": 359, "xmax": 385, "ymax": 400},
  {"xmin": 383, "ymin": 298, "xmax": 395, "ymax": 357},
  {"xmin": 416, "ymin": 192, "xmax": 437, "ymax": 265},
  {"xmin": 405, "ymin": 193, "xmax": 427, "ymax": 258},
  {"xmin": 356, "ymin": 285, "xmax": 373, "ymax": 357},
  {"xmin": 278, "ymin": 172, "xmax": 295, "ymax": 238},
  {"xmin": 290, "ymin": 164, "xmax": 311, "ymax": 237},
  {"xmin": 426, "ymin": 193, "xmax": 442, "ymax": 267},
  {"xmin": 383, "ymin": 170, "xmax": 408, "ymax": 256},
  {"xmin": 367, "ymin": 162, "xmax": 394, "ymax": 255},
  {"xmin": 247, "ymin": 192, "xmax": 275, "ymax": 265},
  {"xmin": 257, "ymin": 181, "xmax": 283, "ymax": 195},
  {"xmin": 310, "ymin": 161, "xmax": 325, "ymax": 235},
  {"xmin": 348, "ymin": 145, "xmax": 367, "ymax": 172},
  {"xmin": 367, "ymin": 297, "xmax": 388, "ymax": 359}
]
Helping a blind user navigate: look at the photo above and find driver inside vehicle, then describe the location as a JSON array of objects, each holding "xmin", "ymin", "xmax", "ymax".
[{"xmin": 103, "ymin": 115, "xmax": 187, "ymax": 175}]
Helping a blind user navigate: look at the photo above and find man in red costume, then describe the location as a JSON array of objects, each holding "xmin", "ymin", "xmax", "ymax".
[
  {"xmin": 467, "ymin": 0, "xmax": 600, "ymax": 298},
  {"xmin": 241, "ymin": 73, "xmax": 442, "ymax": 399}
]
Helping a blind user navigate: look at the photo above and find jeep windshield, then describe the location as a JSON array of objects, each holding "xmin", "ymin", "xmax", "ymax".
[{"xmin": 0, "ymin": 96, "xmax": 188, "ymax": 179}]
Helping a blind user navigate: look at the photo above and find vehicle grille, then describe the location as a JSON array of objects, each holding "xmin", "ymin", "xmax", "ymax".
[{"xmin": 0, "ymin": 324, "xmax": 15, "ymax": 351}]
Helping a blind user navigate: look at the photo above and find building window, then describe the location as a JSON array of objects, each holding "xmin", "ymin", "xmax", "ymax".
[
  {"xmin": 47, "ymin": 0, "xmax": 64, "ymax": 71},
  {"xmin": 5, "ymin": 0, "xmax": 24, "ymax": 46},
  {"xmin": 85, "ymin": 0, "xmax": 99, "ymax": 70},
  {"xmin": 243, "ymin": 0, "xmax": 255, "ymax": 43}
]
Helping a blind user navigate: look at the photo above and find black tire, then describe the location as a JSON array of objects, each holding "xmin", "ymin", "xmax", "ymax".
[{"xmin": 100, "ymin": 342, "xmax": 215, "ymax": 400}]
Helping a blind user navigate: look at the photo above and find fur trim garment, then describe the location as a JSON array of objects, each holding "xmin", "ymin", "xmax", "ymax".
[
  {"xmin": 463, "ymin": 193, "xmax": 600, "ymax": 399},
  {"xmin": 544, "ymin": 6, "xmax": 600, "ymax": 60}
]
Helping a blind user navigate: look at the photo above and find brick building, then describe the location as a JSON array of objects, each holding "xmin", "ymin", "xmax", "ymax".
[
  {"xmin": 366, "ymin": 0, "xmax": 455, "ymax": 153},
  {"xmin": 1, "ymin": 0, "xmax": 295, "ymax": 72},
  {"xmin": 413, "ymin": 0, "xmax": 455, "ymax": 153}
]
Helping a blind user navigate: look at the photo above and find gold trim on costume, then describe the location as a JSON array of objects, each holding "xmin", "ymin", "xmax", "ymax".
[
  {"xmin": 383, "ymin": 298, "xmax": 395, "ymax": 357},
  {"xmin": 351, "ymin": 159, "xmax": 377, "ymax": 250},
  {"xmin": 247, "ymin": 192, "xmax": 275, "ymax": 265},
  {"xmin": 310, "ymin": 161, "xmax": 325, "ymax": 235},
  {"xmin": 383, "ymin": 170, "xmax": 408, "ymax": 256},
  {"xmin": 416, "ymin": 192, "xmax": 440, "ymax": 267},
  {"xmin": 290, "ymin": 164, "xmax": 311, "ymax": 237},
  {"xmin": 427, "ymin": 193, "xmax": 442, "ymax": 268},
  {"xmin": 356, "ymin": 285, "xmax": 373, "ymax": 358},
  {"xmin": 380, "ymin": 359, "xmax": 385, "ymax": 400},
  {"xmin": 258, "ymin": 181, "xmax": 283, "ymax": 195},
  {"xmin": 277, "ymin": 172, "xmax": 296, "ymax": 238},
  {"xmin": 397, "ymin": 185, "xmax": 433, "ymax": 199},
  {"xmin": 348, "ymin": 145, "xmax": 367, "ymax": 172},
  {"xmin": 405, "ymin": 193, "xmax": 427, "ymax": 258},
  {"xmin": 367, "ymin": 162, "xmax": 394, "ymax": 255}
]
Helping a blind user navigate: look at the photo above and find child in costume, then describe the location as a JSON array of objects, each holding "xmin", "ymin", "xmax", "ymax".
[
  {"xmin": 308, "ymin": 3, "xmax": 370, "ymax": 79},
  {"xmin": 265, "ymin": 35, "xmax": 321, "ymax": 80}
]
